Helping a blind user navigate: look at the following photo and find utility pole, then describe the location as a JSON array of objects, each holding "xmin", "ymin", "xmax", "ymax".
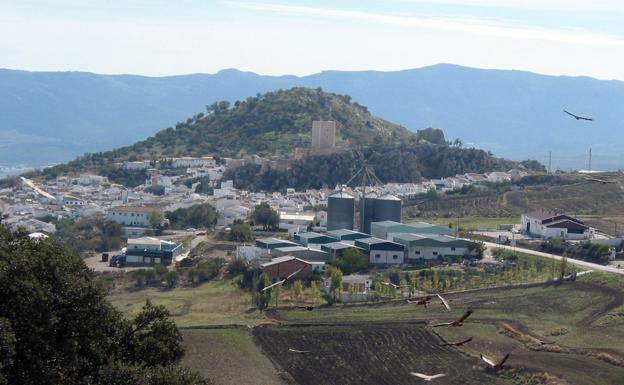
[{"xmin": 588, "ymin": 148, "xmax": 592, "ymax": 172}]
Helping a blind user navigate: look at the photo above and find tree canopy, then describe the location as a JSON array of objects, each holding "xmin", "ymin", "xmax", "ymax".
[
  {"xmin": 0, "ymin": 227, "xmax": 211, "ymax": 385},
  {"xmin": 251, "ymin": 203, "xmax": 279, "ymax": 230}
]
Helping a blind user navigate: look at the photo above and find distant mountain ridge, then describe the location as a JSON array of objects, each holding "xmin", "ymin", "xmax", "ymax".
[{"xmin": 2, "ymin": 64, "xmax": 624, "ymax": 169}]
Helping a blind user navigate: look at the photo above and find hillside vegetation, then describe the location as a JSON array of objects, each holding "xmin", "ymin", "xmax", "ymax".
[
  {"xmin": 26, "ymin": 87, "xmax": 544, "ymax": 187},
  {"xmin": 224, "ymin": 143, "xmax": 542, "ymax": 191}
]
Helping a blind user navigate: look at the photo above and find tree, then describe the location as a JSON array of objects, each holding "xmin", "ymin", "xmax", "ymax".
[
  {"xmin": 229, "ymin": 220, "xmax": 253, "ymax": 242},
  {"xmin": 166, "ymin": 270, "xmax": 180, "ymax": 289},
  {"xmin": 0, "ymin": 228, "xmax": 208, "ymax": 384},
  {"xmin": 292, "ymin": 280, "xmax": 303, "ymax": 303},
  {"xmin": 333, "ymin": 248, "xmax": 367, "ymax": 275},
  {"xmin": 328, "ymin": 267, "xmax": 343, "ymax": 305},
  {"xmin": 148, "ymin": 211, "xmax": 164, "ymax": 229},
  {"xmin": 251, "ymin": 203, "xmax": 279, "ymax": 231},
  {"xmin": 559, "ymin": 256, "xmax": 568, "ymax": 280},
  {"xmin": 255, "ymin": 272, "xmax": 272, "ymax": 310},
  {"xmin": 310, "ymin": 281, "xmax": 321, "ymax": 305}
]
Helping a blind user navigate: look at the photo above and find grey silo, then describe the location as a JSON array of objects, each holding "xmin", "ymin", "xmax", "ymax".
[
  {"xmin": 373, "ymin": 194, "xmax": 402, "ymax": 224},
  {"xmin": 362, "ymin": 194, "xmax": 377, "ymax": 234},
  {"xmin": 327, "ymin": 190, "xmax": 355, "ymax": 230}
]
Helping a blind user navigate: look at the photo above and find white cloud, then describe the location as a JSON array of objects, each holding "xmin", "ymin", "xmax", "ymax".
[
  {"xmin": 228, "ymin": 2, "xmax": 624, "ymax": 46},
  {"xmin": 405, "ymin": 0, "xmax": 624, "ymax": 13}
]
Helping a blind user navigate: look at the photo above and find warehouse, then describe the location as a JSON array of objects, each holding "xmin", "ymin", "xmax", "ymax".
[
  {"xmin": 354, "ymin": 237, "xmax": 405, "ymax": 265},
  {"xmin": 393, "ymin": 234, "xmax": 478, "ymax": 260},
  {"xmin": 255, "ymin": 237, "xmax": 299, "ymax": 250},
  {"xmin": 371, "ymin": 220, "xmax": 453, "ymax": 240},
  {"xmin": 326, "ymin": 229, "xmax": 370, "ymax": 245},
  {"xmin": 271, "ymin": 245, "xmax": 331, "ymax": 262},
  {"xmin": 293, "ymin": 232, "xmax": 339, "ymax": 249},
  {"xmin": 321, "ymin": 241, "xmax": 365, "ymax": 259}
]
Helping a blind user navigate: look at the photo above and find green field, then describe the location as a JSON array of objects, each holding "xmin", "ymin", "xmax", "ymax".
[
  {"xmin": 108, "ymin": 280, "xmax": 266, "ymax": 327},
  {"xmin": 181, "ymin": 328, "xmax": 285, "ymax": 385},
  {"xmin": 109, "ymin": 270, "xmax": 624, "ymax": 385}
]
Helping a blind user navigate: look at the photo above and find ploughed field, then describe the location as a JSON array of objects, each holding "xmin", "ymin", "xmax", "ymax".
[{"xmin": 254, "ymin": 323, "xmax": 506, "ymax": 385}]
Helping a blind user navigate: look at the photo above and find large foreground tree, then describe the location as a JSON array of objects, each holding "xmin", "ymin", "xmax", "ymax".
[{"xmin": 0, "ymin": 227, "xmax": 211, "ymax": 385}]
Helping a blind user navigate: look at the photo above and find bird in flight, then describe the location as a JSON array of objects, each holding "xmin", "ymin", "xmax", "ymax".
[
  {"xmin": 407, "ymin": 296, "xmax": 431, "ymax": 307},
  {"xmin": 433, "ymin": 310, "xmax": 473, "ymax": 327},
  {"xmin": 262, "ymin": 268, "xmax": 303, "ymax": 292},
  {"xmin": 381, "ymin": 282, "xmax": 409, "ymax": 289},
  {"xmin": 442, "ymin": 337, "xmax": 472, "ymax": 347},
  {"xmin": 563, "ymin": 109, "xmax": 593, "ymax": 121},
  {"xmin": 410, "ymin": 372, "xmax": 447, "ymax": 381},
  {"xmin": 437, "ymin": 293, "xmax": 451, "ymax": 311},
  {"xmin": 288, "ymin": 348, "xmax": 310, "ymax": 354},
  {"xmin": 480, "ymin": 353, "xmax": 510, "ymax": 371}
]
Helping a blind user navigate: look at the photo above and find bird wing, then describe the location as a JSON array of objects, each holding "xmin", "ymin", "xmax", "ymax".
[
  {"xmin": 480, "ymin": 354, "xmax": 496, "ymax": 367},
  {"xmin": 410, "ymin": 372, "xmax": 430, "ymax": 380},
  {"xmin": 262, "ymin": 279, "xmax": 285, "ymax": 291},
  {"xmin": 563, "ymin": 109, "xmax": 577, "ymax": 118},
  {"xmin": 437, "ymin": 294, "xmax": 451, "ymax": 311},
  {"xmin": 433, "ymin": 322, "xmax": 452, "ymax": 327},
  {"xmin": 497, "ymin": 353, "xmax": 510, "ymax": 367},
  {"xmin": 285, "ymin": 268, "xmax": 303, "ymax": 281},
  {"xmin": 430, "ymin": 373, "xmax": 447, "ymax": 379},
  {"xmin": 454, "ymin": 310, "xmax": 473, "ymax": 324},
  {"xmin": 288, "ymin": 348, "xmax": 309, "ymax": 353}
]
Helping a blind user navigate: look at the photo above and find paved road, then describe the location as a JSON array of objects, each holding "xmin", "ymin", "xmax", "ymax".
[{"xmin": 484, "ymin": 241, "xmax": 624, "ymax": 276}]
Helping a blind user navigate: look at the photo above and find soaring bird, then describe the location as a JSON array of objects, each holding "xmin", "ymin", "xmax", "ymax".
[
  {"xmin": 410, "ymin": 372, "xmax": 447, "ymax": 381},
  {"xmin": 407, "ymin": 296, "xmax": 431, "ymax": 307},
  {"xmin": 381, "ymin": 282, "xmax": 409, "ymax": 289},
  {"xmin": 480, "ymin": 353, "xmax": 510, "ymax": 370},
  {"xmin": 442, "ymin": 337, "xmax": 472, "ymax": 347},
  {"xmin": 563, "ymin": 109, "xmax": 593, "ymax": 121},
  {"xmin": 437, "ymin": 293, "xmax": 451, "ymax": 311},
  {"xmin": 433, "ymin": 310, "xmax": 473, "ymax": 327},
  {"xmin": 262, "ymin": 268, "xmax": 303, "ymax": 292},
  {"xmin": 288, "ymin": 348, "xmax": 310, "ymax": 354}
]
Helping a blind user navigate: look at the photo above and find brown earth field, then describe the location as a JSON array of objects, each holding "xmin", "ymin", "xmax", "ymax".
[
  {"xmin": 255, "ymin": 279, "xmax": 624, "ymax": 385},
  {"xmin": 253, "ymin": 322, "xmax": 506, "ymax": 385}
]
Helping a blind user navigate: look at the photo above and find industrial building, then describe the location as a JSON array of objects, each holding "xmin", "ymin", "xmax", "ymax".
[
  {"xmin": 293, "ymin": 232, "xmax": 339, "ymax": 249},
  {"xmin": 321, "ymin": 242, "xmax": 365, "ymax": 259},
  {"xmin": 326, "ymin": 229, "xmax": 370, "ymax": 245},
  {"xmin": 393, "ymin": 234, "xmax": 478, "ymax": 260},
  {"xmin": 260, "ymin": 256, "xmax": 313, "ymax": 280},
  {"xmin": 255, "ymin": 237, "xmax": 299, "ymax": 250},
  {"xmin": 371, "ymin": 220, "xmax": 453, "ymax": 240},
  {"xmin": 112, "ymin": 237, "xmax": 183, "ymax": 266},
  {"xmin": 354, "ymin": 237, "xmax": 406, "ymax": 265},
  {"xmin": 327, "ymin": 190, "xmax": 355, "ymax": 230},
  {"xmin": 271, "ymin": 245, "xmax": 331, "ymax": 262}
]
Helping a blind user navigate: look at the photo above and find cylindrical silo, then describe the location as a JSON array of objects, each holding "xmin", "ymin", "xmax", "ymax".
[
  {"xmin": 327, "ymin": 190, "xmax": 355, "ymax": 230},
  {"xmin": 362, "ymin": 193, "xmax": 378, "ymax": 234},
  {"xmin": 373, "ymin": 194, "xmax": 402, "ymax": 223}
]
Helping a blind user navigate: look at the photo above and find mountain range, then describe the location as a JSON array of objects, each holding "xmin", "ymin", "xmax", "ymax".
[{"xmin": 2, "ymin": 64, "xmax": 624, "ymax": 170}]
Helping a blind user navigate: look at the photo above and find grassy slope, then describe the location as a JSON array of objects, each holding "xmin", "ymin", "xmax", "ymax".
[
  {"xmin": 408, "ymin": 173, "xmax": 624, "ymax": 232},
  {"xmin": 108, "ymin": 280, "xmax": 265, "ymax": 327}
]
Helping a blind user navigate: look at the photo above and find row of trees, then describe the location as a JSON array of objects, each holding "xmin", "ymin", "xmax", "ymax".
[{"xmin": 166, "ymin": 204, "xmax": 218, "ymax": 230}]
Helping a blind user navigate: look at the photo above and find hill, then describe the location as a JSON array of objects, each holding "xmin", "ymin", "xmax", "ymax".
[
  {"xmin": 29, "ymin": 88, "xmax": 543, "ymax": 187},
  {"xmin": 3, "ymin": 64, "xmax": 624, "ymax": 169}
]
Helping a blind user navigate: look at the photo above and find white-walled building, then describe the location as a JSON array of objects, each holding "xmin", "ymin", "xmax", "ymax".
[
  {"xmin": 107, "ymin": 206, "xmax": 161, "ymax": 227},
  {"xmin": 521, "ymin": 211, "xmax": 595, "ymax": 240}
]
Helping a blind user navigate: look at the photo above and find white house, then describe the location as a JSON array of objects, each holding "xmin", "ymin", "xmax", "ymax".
[
  {"xmin": 279, "ymin": 212, "xmax": 315, "ymax": 231},
  {"xmin": 106, "ymin": 206, "xmax": 161, "ymax": 227},
  {"xmin": 521, "ymin": 210, "xmax": 595, "ymax": 240},
  {"xmin": 487, "ymin": 172, "xmax": 512, "ymax": 184}
]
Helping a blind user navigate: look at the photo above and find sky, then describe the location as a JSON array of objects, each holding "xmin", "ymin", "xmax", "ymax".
[{"xmin": 2, "ymin": 0, "xmax": 624, "ymax": 79}]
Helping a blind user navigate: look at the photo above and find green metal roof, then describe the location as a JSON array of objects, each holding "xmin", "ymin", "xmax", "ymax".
[
  {"xmin": 354, "ymin": 237, "xmax": 405, "ymax": 251},
  {"xmin": 371, "ymin": 221, "xmax": 453, "ymax": 235},
  {"xmin": 327, "ymin": 229, "xmax": 369, "ymax": 241},
  {"xmin": 393, "ymin": 234, "xmax": 475, "ymax": 248}
]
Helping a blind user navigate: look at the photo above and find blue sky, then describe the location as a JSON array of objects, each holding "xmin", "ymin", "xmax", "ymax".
[{"xmin": 2, "ymin": 0, "xmax": 624, "ymax": 79}]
